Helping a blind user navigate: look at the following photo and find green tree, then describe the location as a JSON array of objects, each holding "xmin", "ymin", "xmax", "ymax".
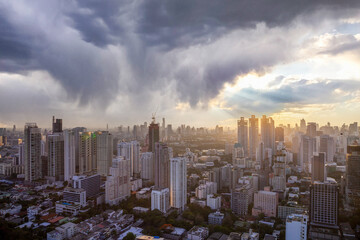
[{"xmin": 123, "ymin": 232, "xmax": 136, "ymax": 240}]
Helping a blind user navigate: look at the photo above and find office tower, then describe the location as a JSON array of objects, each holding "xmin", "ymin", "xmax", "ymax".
[
  {"xmin": 275, "ymin": 127, "xmax": 284, "ymax": 142},
  {"xmin": 237, "ymin": 117, "xmax": 248, "ymax": 157},
  {"xmin": 140, "ymin": 152, "xmax": 153, "ymax": 181},
  {"xmin": 256, "ymin": 141, "xmax": 265, "ymax": 168},
  {"xmin": 252, "ymin": 190, "xmax": 278, "ymax": 217},
  {"xmin": 209, "ymin": 167, "xmax": 222, "ymax": 190},
  {"xmin": 300, "ymin": 135, "xmax": 316, "ymax": 173},
  {"xmin": 96, "ymin": 131, "xmax": 113, "ymax": 176},
  {"xmin": 310, "ymin": 182, "xmax": 339, "ymax": 228},
  {"xmin": 286, "ymin": 214, "xmax": 308, "ymax": 240},
  {"xmin": 48, "ymin": 132, "xmax": 65, "ymax": 181},
  {"xmin": 78, "ymin": 132, "xmax": 97, "ymax": 173},
  {"xmin": 261, "ymin": 115, "xmax": 275, "ymax": 153},
  {"xmin": 312, "ymin": 153, "xmax": 326, "ymax": 182},
  {"xmin": 346, "ymin": 145, "xmax": 360, "ymax": 205},
  {"xmin": 24, "ymin": 123, "xmax": 42, "ymax": 182},
  {"xmin": 105, "ymin": 157, "xmax": 130, "ymax": 205},
  {"xmin": 154, "ymin": 142, "xmax": 170, "ymax": 189},
  {"xmin": 73, "ymin": 174, "xmax": 100, "ymax": 198},
  {"xmin": 272, "ymin": 158, "xmax": 286, "ymax": 191},
  {"xmin": 300, "ymin": 119, "xmax": 306, "ymax": 133},
  {"xmin": 151, "ymin": 188, "xmax": 170, "ymax": 213},
  {"xmin": 72, "ymin": 127, "xmax": 87, "ymax": 174},
  {"xmin": 170, "ymin": 157, "xmax": 187, "ymax": 211},
  {"xmin": 148, "ymin": 119, "xmax": 160, "ymax": 152},
  {"xmin": 249, "ymin": 115, "xmax": 259, "ymax": 159},
  {"xmin": 306, "ymin": 122, "xmax": 317, "ymax": 138},
  {"xmin": 19, "ymin": 143, "xmax": 25, "ymax": 165},
  {"xmin": 64, "ymin": 130, "xmax": 76, "ymax": 182},
  {"xmin": 231, "ymin": 183, "xmax": 253, "ymax": 216},
  {"xmin": 117, "ymin": 141, "xmax": 140, "ymax": 177},
  {"xmin": 52, "ymin": 116, "xmax": 63, "ymax": 133},
  {"xmin": 320, "ymin": 135, "xmax": 335, "ymax": 163}
]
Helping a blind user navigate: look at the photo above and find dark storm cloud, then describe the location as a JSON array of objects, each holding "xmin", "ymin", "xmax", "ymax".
[{"xmin": 0, "ymin": 0, "xmax": 360, "ymax": 110}]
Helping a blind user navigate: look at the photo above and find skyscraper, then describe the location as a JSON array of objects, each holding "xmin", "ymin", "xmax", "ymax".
[
  {"xmin": 48, "ymin": 132, "xmax": 64, "ymax": 181},
  {"xmin": 52, "ymin": 116, "xmax": 63, "ymax": 133},
  {"xmin": 275, "ymin": 127, "xmax": 284, "ymax": 142},
  {"xmin": 72, "ymin": 127, "xmax": 87, "ymax": 174},
  {"xmin": 312, "ymin": 152, "xmax": 326, "ymax": 182},
  {"xmin": 249, "ymin": 115, "xmax": 259, "ymax": 159},
  {"xmin": 24, "ymin": 123, "xmax": 42, "ymax": 182},
  {"xmin": 261, "ymin": 115, "xmax": 275, "ymax": 153},
  {"xmin": 310, "ymin": 181, "xmax": 339, "ymax": 228},
  {"xmin": 151, "ymin": 188, "xmax": 170, "ymax": 213},
  {"xmin": 319, "ymin": 135, "xmax": 335, "ymax": 163},
  {"xmin": 117, "ymin": 141, "xmax": 140, "ymax": 177},
  {"xmin": 96, "ymin": 131, "xmax": 113, "ymax": 176},
  {"xmin": 154, "ymin": 142, "xmax": 170, "ymax": 189},
  {"xmin": 346, "ymin": 145, "xmax": 360, "ymax": 206},
  {"xmin": 300, "ymin": 135, "xmax": 316, "ymax": 173},
  {"xmin": 148, "ymin": 119, "xmax": 160, "ymax": 152},
  {"xmin": 64, "ymin": 130, "xmax": 76, "ymax": 182},
  {"xmin": 306, "ymin": 122, "xmax": 317, "ymax": 138},
  {"xmin": 105, "ymin": 157, "xmax": 130, "ymax": 205},
  {"xmin": 237, "ymin": 117, "xmax": 248, "ymax": 157},
  {"xmin": 140, "ymin": 152, "xmax": 153, "ymax": 181},
  {"xmin": 78, "ymin": 132, "xmax": 97, "ymax": 173},
  {"xmin": 300, "ymin": 119, "xmax": 306, "ymax": 133},
  {"xmin": 170, "ymin": 157, "xmax": 187, "ymax": 211}
]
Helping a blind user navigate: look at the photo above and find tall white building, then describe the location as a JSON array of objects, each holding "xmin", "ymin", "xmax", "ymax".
[
  {"xmin": 140, "ymin": 152, "xmax": 153, "ymax": 181},
  {"xmin": 64, "ymin": 130, "xmax": 76, "ymax": 182},
  {"xmin": 151, "ymin": 188, "xmax": 170, "ymax": 213},
  {"xmin": 261, "ymin": 115, "xmax": 275, "ymax": 153},
  {"xmin": 48, "ymin": 132, "xmax": 64, "ymax": 181},
  {"xmin": 24, "ymin": 123, "xmax": 42, "ymax": 182},
  {"xmin": 170, "ymin": 157, "xmax": 187, "ymax": 211},
  {"xmin": 117, "ymin": 141, "xmax": 140, "ymax": 177},
  {"xmin": 286, "ymin": 214, "xmax": 308, "ymax": 240},
  {"xmin": 96, "ymin": 131, "xmax": 113, "ymax": 176},
  {"xmin": 207, "ymin": 194, "xmax": 221, "ymax": 210},
  {"xmin": 319, "ymin": 135, "xmax": 335, "ymax": 163},
  {"xmin": 196, "ymin": 182, "xmax": 217, "ymax": 199},
  {"xmin": 300, "ymin": 135, "xmax": 316, "ymax": 173},
  {"xmin": 237, "ymin": 117, "xmax": 248, "ymax": 157},
  {"xmin": 249, "ymin": 115, "xmax": 259, "ymax": 159},
  {"xmin": 105, "ymin": 157, "xmax": 130, "ymax": 205}
]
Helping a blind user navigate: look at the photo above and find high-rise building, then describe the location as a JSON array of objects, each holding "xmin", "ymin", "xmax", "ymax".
[
  {"xmin": 24, "ymin": 123, "xmax": 42, "ymax": 182},
  {"xmin": 252, "ymin": 190, "xmax": 278, "ymax": 217},
  {"xmin": 300, "ymin": 119, "xmax": 306, "ymax": 133},
  {"xmin": 349, "ymin": 122, "xmax": 358, "ymax": 136},
  {"xmin": 140, "ymin": 152, "xmax": 153, "ymax": 181},
  {"xmin": 117, "ymin": 141, "xmax": 140, "ymax": 177},
  {"xmin": 306, "ymin": 122, "xmax": 317, "ymax": 138},
  {"xmin": 48, "ymin": 132, "xmax": 64, "ymax": 181},
  {"xmin": 231, "ymin": 183, "xmax": 253, "ymax": 216},
  {"xmin": 300, "ymin": 135, "xmax": 316, "ymax": 173},
  {"xmin": 96, "ymin": 131, "xmax": 113, "ymax": 176},
  {"xmin": 195, "ymin": 181, "xmax": 217, "ymax": 199},
  {"xmin": 78, "ymin": 132, "xmax": 97, "ymax": 173},
  {"xmin": 286, "ymin": 214, "xmax": 308, "ymax": 240},
  {"xmin": 237, "ymin": 117, "xmax": 248, "ymax": 157},
  {"xmin": 151, "ymin": 188, "xmax": 170, "ymax": 213},
  {"xmin": 249, "ymin": 115, "xmax": 259, "ymax": 159},
  {"xmin": 310, "ymin": 181, "xmax": 339, "ymax": 228},
  {"xmin": 52, "ymin": 116, "xmax": 63, "ymax": 133},
  {"xmin": 312, "ymin": 153, "xmax": 326, "ymax": 182},
  {"xmin": 319, "ymin": 135, "xmax": 335, "ymax": 163},
  {"xmin": 261, "ymin": 115, "xmax": 275, "ymax": 153},
  {"xmin": 72, "ymin": 127, "xmax": 87, "ymax": 174},
  {"xmin": 346, "ymin": 145, "xmax": 360, "ymax": 206},
  {"xmin": 275, "ymin": 127, "xmax": 284, "ymax": 142},
  {"xmin": 207, "ymin": 194, "xmax": 221, "ymax": 210},
  {"xmin": 73, "ymin": 174, "xmax": 100, "ymax": 198},
  {"xmin": 154, "ymin": 142, "xmax": 170, "ymax": 190},
  {"xmin": 148, "ymin": 119, "xmax": 159, "ymax": 152},
  {"xmin": 105, "ymin": 157, "xmax": 130, "ymax": 205},
  {"xmin": 170, "ymin": 157, "xmax": 187, "ymax": 211},
  {"xmin": 64, "ymin": 130, "xmax": 76, "ymax": 182}
]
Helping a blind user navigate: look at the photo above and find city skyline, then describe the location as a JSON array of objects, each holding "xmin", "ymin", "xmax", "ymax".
[{"xmin": 0, "ymin": 1, "xmax": 360, "ymax": 128}]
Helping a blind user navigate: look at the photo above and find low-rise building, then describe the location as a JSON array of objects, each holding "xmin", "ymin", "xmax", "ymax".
[
  {"xmin": 208, "ymin": 211, "xmax": 224, "ymax": 225},
  {"xmin": 55, "ymin": 201, "xmax": 81, "ymax": 216},
  {"xmin": 207, "ymin": 194, "xmax": 221, "ymax": 210},
  {"xmin": 186, "ymin": 226, "xmax": 209, "ymax": 240}
]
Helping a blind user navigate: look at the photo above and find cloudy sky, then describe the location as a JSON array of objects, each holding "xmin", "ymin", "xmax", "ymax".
[{"xmin": 0, "ymin": 0, "xmax": 360, "ymax": 129}]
